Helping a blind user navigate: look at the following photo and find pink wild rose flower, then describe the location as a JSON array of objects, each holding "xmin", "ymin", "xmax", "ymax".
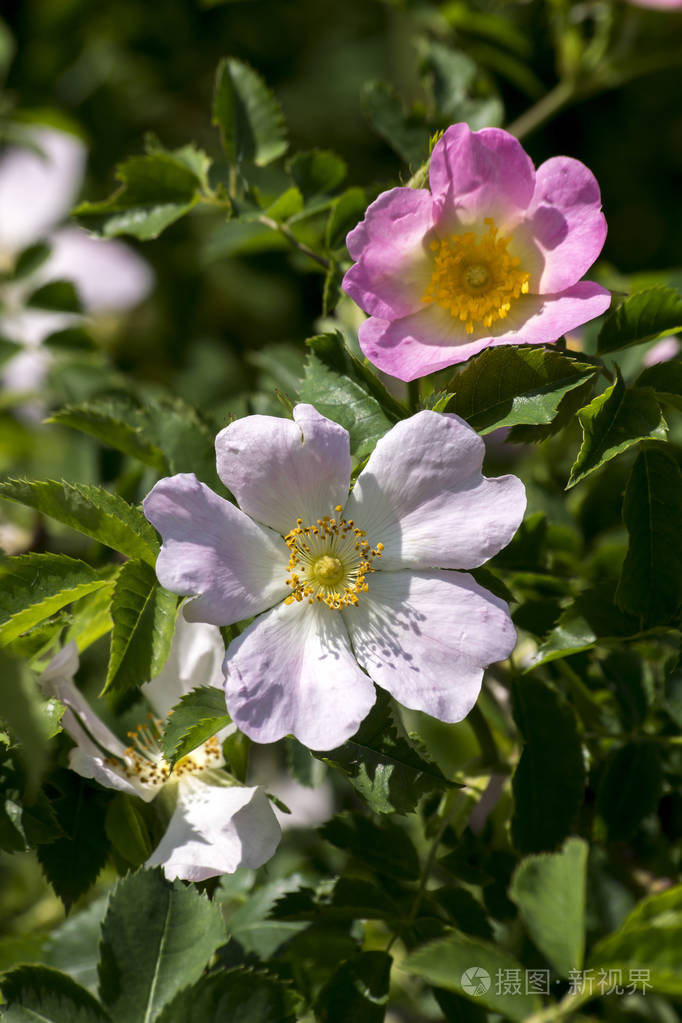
[
  {"xmin": 143, "ymin": 405, "xmax": 526, "ymax": 750},
  {"xmin": 342, "ymin": 123, "xmax": 611, "ymax": 381}
]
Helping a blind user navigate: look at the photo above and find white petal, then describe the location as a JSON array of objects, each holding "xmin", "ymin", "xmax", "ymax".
[
  {"xmin": 147, "ymin": 781, "xmax": 281, "ymax": 881},
  {"xmin": 68, "ymin": 737, "xmax": 154, "ymax": 801},
  {"xmin": 215, "ymin": 404, "xmax": 351, "ymax": 535},
  {"xmin": 143, "ymin": 473, "xmax": 290, "ymax": 626},
  {"xmin": 0, "ymin": 128, "xmax": 86, "ymax": 253},
  {"xmin": 345, "ymin": 570, "xmax": 517, "ymax": 723},
  {"xmin": 142, "ymin": 613, "xmax": 225, "ymax": 719},
  {"xmin": 224, "ymin": 599, "xmax": 376, "ymax": 749},
  {"xmin": 345, "ymin": 411, "xmax": 526, "ymax": 570},
  {"xmin": 38, "ymin": 227, "xmax": 153, "ymax": 312}
]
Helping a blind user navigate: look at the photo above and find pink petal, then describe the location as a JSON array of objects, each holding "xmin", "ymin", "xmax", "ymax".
[
  {"xmin": 147, "ymin": 783, "xmax": 281, "ymax": 881},
  {"xmin": 215, "ymin": 404, "xmax": 351, "ymax": 536},
  {"xmin": 513, "ymin": 157, "xmax": 607, "ymax": 293},
  {"xmin": 143, "ymin": 473, "xmax": 290, "ymax": 625},
  {"xmin": 345, "ymin": 570, "xmax": 516, "ymax": 722},
  {"xmin": 40, "ymin": 227, "xmax": 154, "ymax": 312},
  {"xmin": 342, "ymin": 188, "xmax": 436, "ymax": 318},
  {"xmin": 0, "ymin": 128, "xmax": 86, "ymax": 253},
  {"xmin": 429, "ymin": 124, "xmax": 535, "ymax": 233},
  {"xmin": 224, "ymin": 600, "xmax": 376, "ymax": 749},
  {"xmin": 358, "ymin": 281, "xmax": 611, "ymax": 380},
  {"xmin": 345, "ymin": 411, "xmax": 526, "ymax": 570}
]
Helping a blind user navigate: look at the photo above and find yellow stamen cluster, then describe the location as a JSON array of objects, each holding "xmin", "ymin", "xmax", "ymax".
[
  {"xmin": 284, "ymin": 505, "xmax": 383, "ymax": 610},
  {"xmin": 108, "ymin": 714, "xmax": 222, "ymax": 788},
  {"xmin": 422, "ymin": 218, "xmax": 530, "ymax": 334}
]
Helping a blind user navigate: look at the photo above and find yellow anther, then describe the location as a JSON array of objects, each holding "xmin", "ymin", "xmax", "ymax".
[{"xmin": 422, "ymin": 220, "xmax": 529, "ymax": 334}]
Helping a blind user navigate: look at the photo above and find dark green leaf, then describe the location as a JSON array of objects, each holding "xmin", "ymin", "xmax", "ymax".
[
  {"xmin": 1, "ymin": 965, "xmax": 112, "ymax": 1023},
  {"xmin": 430, "ymin": 887, "xmax": 493, "ymax": 941},
  {"xmin": 0, "ymin": 553, "xmax": 112, "ymax": 643},
  {"xmin": 0, "ymin": 478, "xmax": 159, "ymax": 565},
  {"xmin": 12, "ymin": 241, "xmax": 52, "ymax": 280},
  {"xmin": 27, "ymin": 279, "xmax": 81, "ymax": 313},
  {"xmin": 318, "ymin": 690, "xmax": 450, "ymax": 814},
  {"xmin": 326, "ymin": 187, "xmax": 367, "ymax": 251},
  {"xmin": 362, "ymin": 80, "xmax": 429, "ymax": 168},
  {"xmin": 105, "ymin": 560, "xmax": 178, "ymax": 695},
  {"xmin": 636, "ymin": 358, "xmax": 682, "ymax": 411},
  {"xmin": 598, "ymin": 287, "xmax": 682, "ymax": 354},
  {"xmin": 445, "ymin": 346, "xmax": 598, "ymax": 434},
  {"xmin": 74, "ymin": 148, "xmax": 204, "ymax": 240},
  {"xmin": 567, "ymin": 372, "xmax": 667, "ymax": 487},
  {"xmin": 48, "ymin": 398, "xmax": 168, "ymax": 472},
  {"xmin": 305, "ymin": 331, "xmax": 408, "ymax": 423},
  {"xmin": 37, "ymin": 773, "xmax": 111, "ymax": 909},
  {"xmin": 155, "ymin": 969, "xmax": 296, "ymax": 1023},
  {"xmin": 316, "ymin": 951, "xmax": 392, "ymax": 1023},
  {"xmin": 213, "ymin": 57, "xmax": 287, "ymax": 167},
  {"xmin": 98, "ymin": 867, "xmax": 226, "ymax": 1023},
  {"xmin": 596, "ymin": 741, "xmax": 663, "ymax": 842},
  {"xmin": 105, "ymin": 794, "xmax": 155, "ymax": 866},
  {"xmin": 222, "ymin": 730, "xmax": 250, "ymax": 782},
  {"xmin": 299, "ymin": 350, "xmax": 392, "ymax": 457},
  {"xmin": 272, "ymin": 876, "xmax": 401, "ymax": 923},
  {"xmin": 403, "ymin": 933, "xmax": 541, "ymax": 1021},
  {"xmin": 422, "ymin": 42, "xmax": 504, "ymax": 130},
  {"xmin": 0, "ymin": 650, "xmax": 57, "ymax": 798},
  {"xmin": 511, "ymin": 676, "xmax": 584, "ymax": 853},
  {"xmin": 616, "ymin": 446, "xmax": 682, "ymax": 626},
  {"xmin": 287, "ymin": 149, "xmax": 346, "ymax": 199},
  {"xmin": 159, "ymin": 686, "xmax": 230, "ymax": 768},
  {"xmin": 509, "ymin": 837, "xmax": 587, "ymax": 977},
  {"xmin": 507, "ymin": 376, "xmax": 596, "ymax": 444},
  {"xmin": 589, "ymin": 884, "xmax": 682, "ymax": 995},
  {"xmin": 42, "ymin": 897, "xmax": 109, "ymax": 996},
  {"xmin": 221, "ymin": 876, "xmax": 308, "ymax": 959},
  {"xmin": 320, "ymin": 812, "xmax": 420, "ymax": 881}
]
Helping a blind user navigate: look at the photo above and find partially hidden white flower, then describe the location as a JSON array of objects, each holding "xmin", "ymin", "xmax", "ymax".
[
  {"xmin": 40, "ymin": 616, "xmax": 281, "ymax": 882},
  {"xmin": 0, "ymin": 125, "xmax": 153, "ymax": 394},
  {"xmin": 144, "ymin": 405, "xmax": 527, "ymax": 750}
]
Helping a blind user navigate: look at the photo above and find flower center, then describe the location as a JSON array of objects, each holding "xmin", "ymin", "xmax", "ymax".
[
  {"xmin": 112, "ymin": 714, "xmax": 223, "ymax": 789},
  {"xmin": 284, "ymin": 505, "xmax": 383, "ymax": 610},
  {"xmin": 422, "ymin": 218, "xmax": 530, "ymax": 334}
]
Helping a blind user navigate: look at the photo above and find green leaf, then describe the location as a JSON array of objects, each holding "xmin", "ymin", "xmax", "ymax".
[
  {"xmin": 597, "ymin": 287, "xmax": 682, "ymax": 354},
  {"xmin": 403, "ymin": 933, "xmax": 542, "ymax": 1021},
  {"xmin": 616, "ymin": 446, "xmax": 682, "ymax": 626},
  {"xmin": 422, "ymin": 42, "xmax": 504, "ymax": 130},
  {"xmin": 320, "ymin": 813, "xmax": 420, "ymax": 881},
  {"xmin": 105, "ymin": 794, "xmax": 155, "ymax": 866},
  {"xmin": 530, "ymin": 608, "xmax": 597, "ymax": 667},
  {"xmin": 37, "ymin": 772, "xmax": 111, "ymax": 909},
  {"xmin": 42, "ymin": 897, "xmax": 109, "ymax": 996},
  {"xmin": 362, "ymin": 80, "xmax": 430, "ymax": 168},
  {"xmin": 509, "ymin": 837, "xmax": 587, "ymax": 977},
  {"xmin": 316, "ymin": 951, "xmax": 392, "ymax": 1023},
  {"xmin": 590, "ymin": 885, "xmax": 682, "ymax": 995},
  {"xmin": 1, "ymin": 965, "xmax": 112, "ymax": 1023},
  {"xmin": 0, "ymin": 553, "xmax": 112, "ymax": 643},
  {"xmin": 213, "ymin": 57, "xmax": 287, "ymax": 167},
  {"xmin": 159, "ymin": 686, "xmax": 230, "ymax": 768},
  {"xmin": 0, "ymin": 650, "xmax": 56, "ymax": 797},
  {"xmin": 223, "ymin": 876, "xmax": 308, "ymax": 959},
  {"xmin": 511, "ymin": 676, "xmax": 585, "ymax": 854},
  {"xmin": 596, "ymin": 741, "xmax": 663, "ymax": 842},
  {"xmin": 318, "ymin": 690, "xmax": 450, "ymax": 814},
  {"xmin": 74, "ymin": 148, "xmax": 204, "ymax": 240},
  {"xmin": 299, "ymin": 350, "xmax": 392, "ymax": 457},
  {"xmin": 305, "ymin": 331, "xmax": 408, "ymax": 423},
  {"xmin": 155, "ymin": 969, "xmax": 296, "ymax": 1023},
  {"xmin": 98, "ymin": 867, "xmax": 226, "ymax": 1023},
  {"xmin": 105, "ymin": 560, "xmax": 178, "ymax": 695},
  {"xmin": 27, "ymin": 279, "xmax": 82, "ymax": 313},
  {"xmin": 326, "ymin": 186, "xmax": 367, "ymax": 251},
  {"xmin": 11, "ymin": 241, "xmax": 52, "ymax": 280},
  {"xmin": 48, "ymin": 399, "xmax": 168, "ymax": 472},
  {"xmin": 287, "ymin": 149, "xmax": 347, "ymax": 199},
  {"xmin": 272, "ymin": 876, "xmax": 401, "ymax": 924},
  {"xmin": 636, "ymin": 358, "xmax": 682, "ymax": 411},
  {"xmin": 0, "ymin": 478, "xmax": 159, "ymax": 566},
  {"xmin": 445, "ymin": 346, "xmax": 598, "ymax": 434},
  {"xmin": 567, "ymin": 371, "xmax": 667, "ymax": 487}
]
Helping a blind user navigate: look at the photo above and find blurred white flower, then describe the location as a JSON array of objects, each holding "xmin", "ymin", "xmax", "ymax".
[
  {"xmin": 0, "ymin": 125, "xmax": 153, "ymax": 396},
  {"xmin": 40, "ymin": 616, "xmax": 281, "ymax": 882}
]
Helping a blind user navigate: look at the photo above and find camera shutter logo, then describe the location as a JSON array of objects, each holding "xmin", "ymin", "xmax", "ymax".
[{"xmin": 461, "ymin": 967, "xmax": 491, "ymax": 996}]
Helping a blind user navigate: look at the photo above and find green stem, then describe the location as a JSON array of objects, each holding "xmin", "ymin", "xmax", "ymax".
[
  {"xmin": 505, "ymin": 79, "xmax": 577, "ymax": 141},
  {"xmin": 258, "ymin": 214, "xmax": 331, "ymax": 271}
]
